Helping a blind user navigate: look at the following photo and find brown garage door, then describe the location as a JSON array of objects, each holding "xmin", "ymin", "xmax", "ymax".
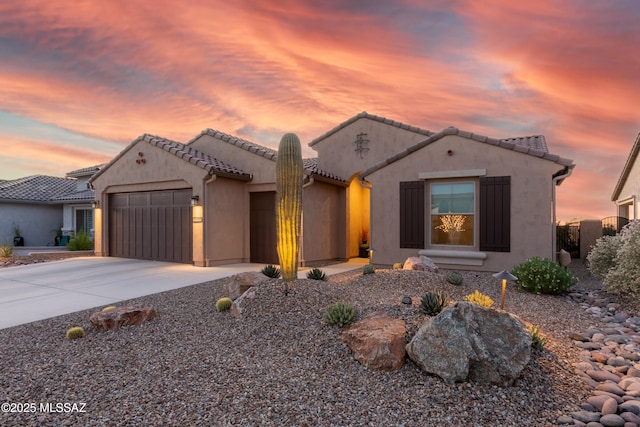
[
  {"xmin": 109, "ymin": 189, "xmax": 192, "ymax": 264},
  {"xmin": 250, "ymin": 192, "xmax": 278, "ymax": 264}
]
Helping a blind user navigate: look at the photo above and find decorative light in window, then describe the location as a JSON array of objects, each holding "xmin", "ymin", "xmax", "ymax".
[
  {"xmin": 354, "ymin": 133, "xmax": 369, "ymax": 159},
  {"xmin": 435, "ymin": 214, "xmax": 467, "ymax": 233}
]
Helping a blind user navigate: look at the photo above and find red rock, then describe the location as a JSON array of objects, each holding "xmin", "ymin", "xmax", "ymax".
[
  {"xmin": 340, "ymin": 311, "xmax": 406, "ymax": 371},
  {"xmin": 90, "ymin": 306, "xmax": 157, "ymax": 331}
]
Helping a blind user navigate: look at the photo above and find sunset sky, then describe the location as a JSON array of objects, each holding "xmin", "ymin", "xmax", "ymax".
[{"xmin": 1, "ymin": 0, "xmax": 638, "ymax": 222}]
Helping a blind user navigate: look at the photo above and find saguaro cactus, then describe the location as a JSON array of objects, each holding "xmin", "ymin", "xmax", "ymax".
[{"xmin": 276, "ymin": 133, "xmax": 303, "ymax": 285}]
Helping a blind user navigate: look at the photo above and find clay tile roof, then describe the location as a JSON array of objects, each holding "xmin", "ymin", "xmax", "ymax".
[
  {"xmin": 189, "ymin": 129, "xmax": 278, "ymax": 161},
  {"xmin": 66, "ymin": 164, "xmax": 105, "ymax": 178},
  {"xmin": 144, "ymin": 134, "xmax": 252, "ymax": 181},
  {"xmin": 309, "ymin": 112, "xmax": 434, "ymax": 147},
  {"xmin": 0, "ymin": 175, "xmax": 78, "ymax": 202},
  {"xmin": 52, "ymin": 188, "xmax": 95, "ymax": 202},
  {"xmin": 303, "ymin": 158, "xmax": 347, "ymax": 183},
  {"xmin": 361, "ymin": 126, "xmax": 574, "ymax": 180}
]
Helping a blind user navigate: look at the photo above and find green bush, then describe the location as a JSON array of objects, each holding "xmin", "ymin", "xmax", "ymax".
[
  {"xmin": 261, "ymin": 264, "xmax": 281, "ymax": 278},
  {"xmin": 363, "ymin": 265, "xmax": 375, "ymax": 275},
  {"xmin": 599, "ymin": 220, "xmax": 640, "ymax": 302},
  {"xmin": 587, "ymin": 234, "xmax": 622, "ymax": 279},
  {"xmin": 216, "ymin": 297, "xmax": 233, "ymax": 312},
  {"xmin": 445, "ymin": 271, "xmax": 464, "ymax": 285},
  {"xmin": 0, "ymin": 244, "xmax": 13, "ymax": 258},
  {"xmin": 67, "ymin": 231, "xmax": 93, "ymax": 251},
  {"xmin": 66, "ymin": 326, "xmax": 85, "ymax": 340},
  {"xmin": 323, "ymin": 302, "xmax": 356, "ymax": 327},
  {"xmin": 420, "ymin": 291, "xmax": 449, "ymax": 316},
  {"xmin": 306, "ymin": 268, "xmax": 327, "ymax": 281},
  {"xmin": 528, "ymin": 325, "xmax": 548, "ymax": 350},
  {"xmin": 463, "ymin": 290, "xmax": 494, "ymax": 307},
  {"xmin": 511, "ymin": 257, "xmax": 577, "ymax": 295}
]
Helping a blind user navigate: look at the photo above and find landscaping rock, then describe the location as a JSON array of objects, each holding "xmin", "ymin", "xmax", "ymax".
[
  {"xmin": 90, "ymin": 306, "xmax": 157, "ymax": 331},
  {"xmin": 402, "ymin": 255, "xmax": 439, "ymax": 273},
  {"xmin": 340, "ymin": 311, "xmax": 406, "ymax": 371},
  {"xmin": 223, "ymin": 271, "xmax": 268, "ymax": 300},
  {"xmin": 406, "ymin": 301, "xmax": 531, "ymax": 385}
]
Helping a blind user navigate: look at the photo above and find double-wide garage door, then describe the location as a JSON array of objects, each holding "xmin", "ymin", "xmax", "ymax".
[{"xmin": 109, "ymin": 189, "xmax": 192, "ymax": 264}]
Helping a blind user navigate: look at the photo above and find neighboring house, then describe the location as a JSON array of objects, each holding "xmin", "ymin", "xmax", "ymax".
[
  {"xmin": 89, "ymin": 112, "xmax": 575, "ymax": 271},
  {"xmin": 611, "ymin": 132, "xmax": 640, "ymax": 220},
  {"xmin": 0, "ymin": 165, "xmax": 103, "ymax": 246}
]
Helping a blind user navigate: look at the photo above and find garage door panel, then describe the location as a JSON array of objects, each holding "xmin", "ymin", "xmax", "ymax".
[{"xmin": 109, "ymin": 190, "xmax": 192, "ymax": 264}]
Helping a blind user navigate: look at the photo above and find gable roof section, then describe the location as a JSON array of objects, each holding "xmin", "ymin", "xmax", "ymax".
[
  {"xmin": 309, "ymin": 112, "xmax": 435, "ymax": 147},
  {"xmin": 303, "ymin": 158, "xmax": 347, "ymax": 185},
  {"xmin": 189, "ymin": 129, "xmax": 278, "ymax": 161},
  {"xmin": 360, "ymin": 126, "xmax": 574, "ymax": 180},
  {"xmin": 612, "ymin": 132, "xmax": 640, "ymax": 201},
  {"xmin": 0, "ymin": 175, "xmax": 78, "ymax": 203},
  {"xmin": 66, "ymin": 164, "xmax": 105, "ymax": 178},
  {"xmin": 90, "ymin": 134, "xmax": 252, "ymax": 184}
]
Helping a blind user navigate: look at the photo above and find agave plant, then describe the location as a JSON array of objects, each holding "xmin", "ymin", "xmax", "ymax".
[{"xmin": 420, "ymin": 291, "xmax": 449, "ymax": 316}]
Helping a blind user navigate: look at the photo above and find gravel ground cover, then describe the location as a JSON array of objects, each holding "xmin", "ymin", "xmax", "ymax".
[{"xmin": 0, "ymin": 260, "xmax": 613, "ymax": 426}]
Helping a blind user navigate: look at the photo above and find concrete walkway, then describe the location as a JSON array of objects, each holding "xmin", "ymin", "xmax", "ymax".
[{"xmin": 0, "ymin": 257, "xmax": 368, "ymax": 330}]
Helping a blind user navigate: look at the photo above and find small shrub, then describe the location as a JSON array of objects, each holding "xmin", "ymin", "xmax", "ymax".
[
  {"xmin": 67, "ymin": 231, "xmax": 93, "ymax": 251},
  {"xmin": 216, "ymin": 297, "xmax": 233, "ymax": 312},
  {"xmin": 511, "ymin": 257, "xmax": 577, "ymax": 295},
  {"xmin": 66, "ymin": 326, "xmax": 85, "ymax": 340},
  {"xmin": 102, "ymin": 306, "xmax": 117, "ymax": 312},
  {"xmin": 463, "ymin": 290, "xmax": 494, "ymax": 307},
  {"xmin": 587, "ymin": 234, "xmax": 622, "ymax": 279},
  {"xmin": 323, "ymin": 302, "xmax": 356, "ymax": 327},
  {"xmin": 261, "ymin": 264, "xmax": 281, "ymax": 278},
  {"xmin": 363, "ymin": 265, "xmax": 376, "ymax": 275},
  {"xmin": 446, "ymin": 271, "xmax": 464, "ymax": 285},
  {"xmin": 420, "ymin": 291, "xmax": 449, "ymax": 316},
  {"xmin": 306, "ymin": 268, "xmax": 327, "ymax": 281},
  {"xmin": 0, "ymin": 244, "xmax": 13, "ymax": 258},
  {"xmin": 528, "ymin": 325, "xmax": 548, "ymax": 350},
  {"xmin": 600, "ymin": 220, "xmax": 640, "ymax": 302},
  {"xmin": 393, "ymin": 262, "xmax": 403, "ymax": 270}
]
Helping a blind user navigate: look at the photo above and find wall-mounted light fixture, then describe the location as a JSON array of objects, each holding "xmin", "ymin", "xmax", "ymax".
[
  {"xmin": 191, "ymin": 195, "xmax": 203, "ymax": 223},
  {"xmin": 92, "ymin": 200, "xmax": 100, "ymax": 209}
]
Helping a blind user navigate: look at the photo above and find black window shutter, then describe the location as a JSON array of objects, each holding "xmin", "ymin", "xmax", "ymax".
[
  {"xmin": 399, "ymin": 181, "xmax": 425, "ymax": 248},
  {"xmin": 480, "ymin": 176, "xmax": 511, "ymax": 252}
]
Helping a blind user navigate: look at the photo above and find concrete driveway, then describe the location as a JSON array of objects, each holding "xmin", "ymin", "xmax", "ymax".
[
  {"xmin": 0, "ymin": 256, "xmax": 368, "ymax": 330},
  {"xmin": 0, "ymin": 257, "xmax": 265, "ymax": 330}
]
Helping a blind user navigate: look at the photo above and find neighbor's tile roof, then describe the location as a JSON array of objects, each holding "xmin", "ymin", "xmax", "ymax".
[
  {"xmin": 51, "ymin": 188, "xmax": 95, "ymax": 202},
  {"xmin": 303, "ymin": 158, "xmax": 347, "ymax": 183},
  {"xmin": 0, "ymin": 175, "xmax": 78, "ymax": 202},
  {"xmin": 66, "ymin": 164, "xmax": 105, "ymax": 178},
  {"xmin": 361, "ymin": 126, "xmax": 574, "ymax": 179},
  {"xmin": 189, "ymin": 129, "xmax": 278, "ymax": 161},
  {"xmin": 612, "ymin": 132, "xmax": 640, "ymax": 201},
  {"xmin": 309, "ymin": 112, "xmax": 435, "ymax": 147}
]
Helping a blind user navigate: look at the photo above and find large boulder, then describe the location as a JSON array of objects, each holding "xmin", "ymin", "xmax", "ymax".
[
  {"xmin": 90, "ymin": 306, "xmax": 157, "ymax": 331},
  {"xmin": 406, "ymin": 301, "xmax": 531, "ymax": 385},
  {"xmin": 403, "ymin": 256, "xmax": 439, "ymax": 273},
  {"xmin": 223, "ymin": 271, "xmax": 268, "ymax": 300},
  {"xmin": 340, "ymin": 311, "xmax": 407, "ymax": 371}
]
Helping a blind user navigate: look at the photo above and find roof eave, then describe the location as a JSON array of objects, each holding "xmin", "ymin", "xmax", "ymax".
[{"xmin": 612, "ymin": 132, "xmax": 640, "ymax": 201}]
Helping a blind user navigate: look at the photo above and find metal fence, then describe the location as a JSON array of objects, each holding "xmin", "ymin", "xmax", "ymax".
[
  {"xmin": 556, "ymin": 223, "xmax": 580, "ymax": 258},
  {"xmin": 601, "ymin": 216, "xmax": 629, "ymax": 236}
]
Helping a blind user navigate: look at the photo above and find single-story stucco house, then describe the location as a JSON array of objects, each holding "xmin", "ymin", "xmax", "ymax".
[
  {"xmin": 612, "ymin": 132, "xmax": 640, "ymax": 220},
  {"xmin": 0, "ymin": 164, "xmax": 102, "ymax": 246},
  {"xmin": 89, "ymin": 112, "xmax": 575, "ymax": 271}
]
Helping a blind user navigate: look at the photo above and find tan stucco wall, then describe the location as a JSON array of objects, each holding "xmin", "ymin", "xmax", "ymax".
[
  {"xmin": 189, "ymin": 134, "xmax": 276, "ymax": 184},
  {"xmin": 311, "ymin": 117, "xmax": 431, "ymax": 180},
  {"xmin": 302, "ymin": 180, "xmax": 346, "ymax": 263},
  {"xmin": 615, "ymin": 157, "xmax": 640, "ymax": 219},
  {"xmin": 346, "ymin": 178, "xmax": 370, "ymax": 258},
  {"xmin": 367, "ymin": 135, "xmax": 565, "ymax": 272}
]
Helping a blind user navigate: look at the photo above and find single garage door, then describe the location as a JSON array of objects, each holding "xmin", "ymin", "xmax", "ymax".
[{"xmin": 109, "ymin": 189, "xmax": 192, "ymax": 264}]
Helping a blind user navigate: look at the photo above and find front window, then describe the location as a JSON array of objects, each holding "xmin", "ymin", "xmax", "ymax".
[
  {"xmin": 75, "ymin": 208, "xmax": 94, "ymax": 234},
  {"xmin": 430, "ymin": 182, "xmax": 474, "ymax": 246}
]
